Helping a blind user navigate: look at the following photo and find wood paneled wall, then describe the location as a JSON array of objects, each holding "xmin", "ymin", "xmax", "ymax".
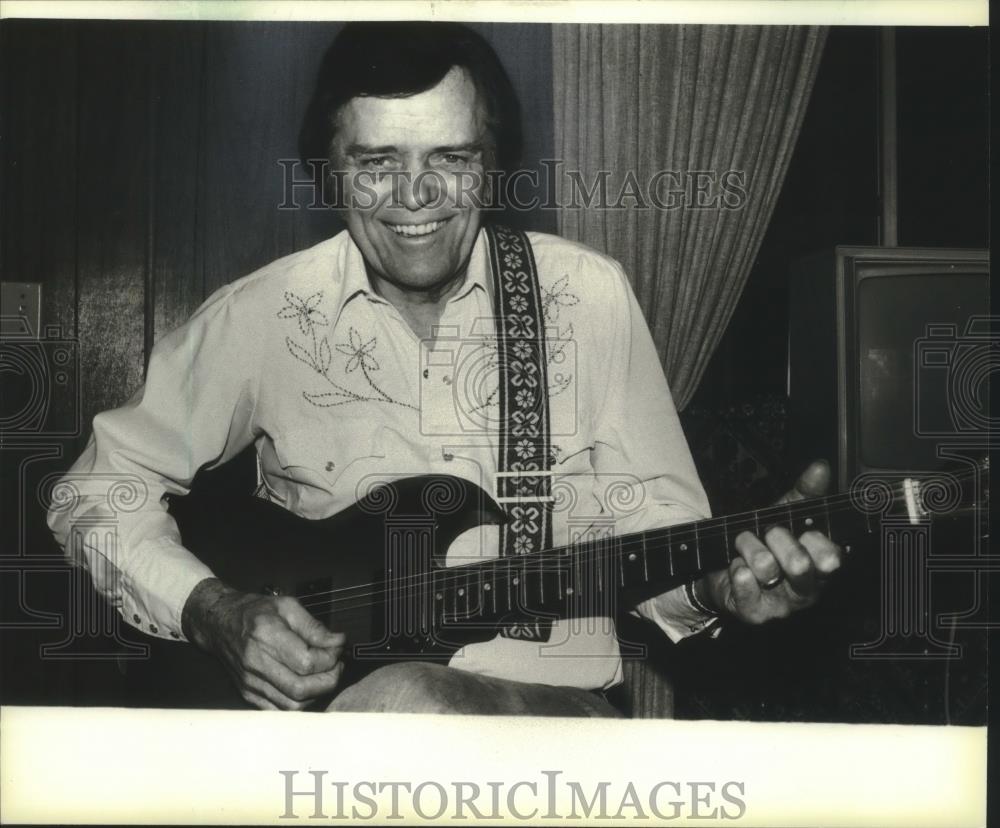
[
  {"xmin": 2, "ymin": 19, "xmax": 556, "ymax": 452},
  {"xmin": 0, "ymin": 19, "xmax": 554, "ymax": 703}
]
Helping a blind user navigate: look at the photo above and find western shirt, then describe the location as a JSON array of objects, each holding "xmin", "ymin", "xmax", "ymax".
[{"xmin": 47, "ymin": 226, "xmax": 715, "ymax": 690}]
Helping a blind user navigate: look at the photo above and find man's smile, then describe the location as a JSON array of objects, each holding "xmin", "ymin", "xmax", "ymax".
[{"xmin": 383, "ymin": 217, "xmax": 453, "ymax": 238}]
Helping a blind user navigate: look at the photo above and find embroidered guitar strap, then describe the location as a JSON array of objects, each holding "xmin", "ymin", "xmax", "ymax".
[{"xmin": 484, "ymin": 223, "xmax": 555, "ymax": 643}]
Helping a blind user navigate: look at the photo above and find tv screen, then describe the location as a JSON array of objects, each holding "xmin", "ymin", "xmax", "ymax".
[{"xmin": 857, "ymin": 270, "xmax": 989, "ymax": 471}]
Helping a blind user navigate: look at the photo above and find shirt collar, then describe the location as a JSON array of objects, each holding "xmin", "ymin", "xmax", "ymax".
[{"xmin": 340, "ymin": 226, "xmax": 492, "ymax": 309}]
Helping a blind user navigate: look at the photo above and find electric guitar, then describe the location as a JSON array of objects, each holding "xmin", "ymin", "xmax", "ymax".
[{"xmin": 126, "ymin": 461, "xmax": 988, "ymax": 708}]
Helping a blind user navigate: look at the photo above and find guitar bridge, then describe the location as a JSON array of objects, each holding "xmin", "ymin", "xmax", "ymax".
[{"xmin": 903, "ymin": 478, "xmax": 927, "ymax": 524}]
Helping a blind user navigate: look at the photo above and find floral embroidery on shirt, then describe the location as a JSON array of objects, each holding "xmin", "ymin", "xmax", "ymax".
[
  {"xmin": 541, "ymin": 275, "xmax": 580, "ymax": 323},
  {"xmin": 540, "ymin": 274, "xmax": 579, "ymax": 399},
  {"xmin": 336, "ymin": 328, "xmax": 380, "ymax": 373},
  {"xmin": 279, "ymin": 291, "xmax": 415, "ymax": 410},
  {"xmin": 277, "ymin": 291, "xmax": 328, "ymax": 335}
]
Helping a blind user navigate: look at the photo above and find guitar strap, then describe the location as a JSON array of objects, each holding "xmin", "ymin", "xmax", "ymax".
[{"xmin": 484, "ymin": 223, "xmax": 555, "ymax": 642}]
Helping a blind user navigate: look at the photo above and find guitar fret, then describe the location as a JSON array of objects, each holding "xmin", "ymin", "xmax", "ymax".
[
  {"xmin": 433, "ymin": 575, "xmax": 443, "ymax": 629},
  {"xmin": 489, "ymin": 564, "xmax": 497, "ymax": 614},
  {"xmin": 506, "ymin": 558, "xmax": 512, "ymax": 610},
  {"xmin": 597, "ymin": 537, "xmax": 604, "ymax": 594},
  {"xmin": 641, "ymin": 534, "xmax": 649, "ymax": 581},
  {"xmin": 425, "ymin": 572, "xmax": 432, "ymax": 635},
  {"xmin": 538, "ymin": 555, "xmax": 545, "ymax": 604},
  {"xmin": 694, "ymin": 523, "xmax": 701, "ymax": 570},
  {"xmin": 521, "ymin": 560, "xmax": 528, "ymax": 608}
]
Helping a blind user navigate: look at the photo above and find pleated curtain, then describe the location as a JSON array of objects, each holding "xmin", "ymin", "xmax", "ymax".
[{"xmin": 552, "ymin": 25, "xmax": 828, "ymax": 409}]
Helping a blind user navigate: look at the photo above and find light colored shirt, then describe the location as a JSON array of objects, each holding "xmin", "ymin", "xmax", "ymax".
[{"xmin": 47, "ymin": 227, "xmax": 715, "ymax": 690}]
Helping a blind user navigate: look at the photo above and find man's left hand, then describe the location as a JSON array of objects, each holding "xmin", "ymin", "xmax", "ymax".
[{"xmin": 696, "ymin": 460, "xmax": 843, "ymax": 624}]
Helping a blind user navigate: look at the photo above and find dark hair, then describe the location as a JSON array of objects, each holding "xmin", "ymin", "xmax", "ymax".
[{"xmin": 298, "ymin": 22, "xmax": 523, "ymax": 173}]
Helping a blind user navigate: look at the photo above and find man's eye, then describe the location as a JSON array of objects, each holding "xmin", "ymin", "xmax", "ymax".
[
  {"xmin": 361, "ymin": 156, "xmax": 393, "ymax": 169},
  {"xmin": 438, "ymin": 153, "xmax": 470, "ymax": 166}
]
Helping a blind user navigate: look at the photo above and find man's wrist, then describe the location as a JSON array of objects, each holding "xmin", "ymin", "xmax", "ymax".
[
  {"xmin": 688, "ymin": 575, "xmax": 723, "ymax": 617},
  {"xmin": 181, "ymin": 577, "xmax": 238, "ymax": 650}
]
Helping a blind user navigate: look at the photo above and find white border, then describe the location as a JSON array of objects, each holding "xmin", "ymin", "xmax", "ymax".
[
  {"xmin": 0, "ymin": 0, "xmax": 990, "ymax": 26},
  {"xmin": 0, "ymin": 706, "xmax": 988, "ymax": 825},
  {"xmin": 0, "ymin": 2, "xmax": 990, "ymax": 826}
]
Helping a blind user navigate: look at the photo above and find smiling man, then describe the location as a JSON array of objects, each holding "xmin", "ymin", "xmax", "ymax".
[
  {"xmin": 334, "ymin": 64, "xmax": 487, "ymax": 339},
  {"xmin": 48, "ymin": 22, "xmax": 842, "ymax": 715}
]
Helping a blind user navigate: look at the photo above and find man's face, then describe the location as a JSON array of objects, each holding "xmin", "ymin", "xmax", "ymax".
[{"xmin": 333, "ymin": 67, "xmax": 489, "ymax": 298}]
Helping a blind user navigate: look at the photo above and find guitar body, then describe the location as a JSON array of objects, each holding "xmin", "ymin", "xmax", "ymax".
[
  {"xmin": 124, "ymin": 475, "xmax": 505, "ymax": 709},
  {"xmin": 119, "ymin": 460, "xmax": 988, "ymax": 709}
]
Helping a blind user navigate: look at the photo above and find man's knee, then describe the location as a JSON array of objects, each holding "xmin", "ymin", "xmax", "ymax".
[
  {"xmin": 325, "ymin": 662, "xmax": 623, "ymax": 717},
  {"xmin": 326, "ymin": 662, "xmax": 464, "ymax": 714}
]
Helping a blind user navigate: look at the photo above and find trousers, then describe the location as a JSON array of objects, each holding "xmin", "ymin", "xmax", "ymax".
[{"xmin": 326, "ymin": 663, "xmax": 623, "ymax": 717}]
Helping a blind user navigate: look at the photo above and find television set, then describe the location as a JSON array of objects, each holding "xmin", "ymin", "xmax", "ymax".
[{"xmin": 787, "ymin": 246, "xmax": 990, "ymax": 492}]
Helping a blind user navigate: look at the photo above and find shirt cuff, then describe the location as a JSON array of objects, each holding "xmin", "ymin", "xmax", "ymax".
[
  {"xmin": 634, "ymin": 583, "xmax": 722, "ymax": 643},
  {"xmin": 120, "ymin": 537, "xmax": 216, "ymax": 642}
]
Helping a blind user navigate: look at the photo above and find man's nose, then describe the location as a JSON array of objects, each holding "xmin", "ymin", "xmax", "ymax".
[{"xmin": 393, "ymin": 165, "xmax": 443, "ymax": 211}]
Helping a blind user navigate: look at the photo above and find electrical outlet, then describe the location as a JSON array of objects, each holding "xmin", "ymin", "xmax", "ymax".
[{"xmin": 1, "ymin": 282, "xmax": 42, "ymax": 337}]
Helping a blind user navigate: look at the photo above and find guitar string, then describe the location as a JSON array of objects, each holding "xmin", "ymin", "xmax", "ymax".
[
  {"xmin": 290, "ymin": 469, "xmax": 985, "ymax": 615},
  {"xmin": 295, "ymin": 470, "xmax": 984, "ymax": 610},
  {"xmin": 294, "ymin": 466, "xmax": 980, "ymax": 603}
]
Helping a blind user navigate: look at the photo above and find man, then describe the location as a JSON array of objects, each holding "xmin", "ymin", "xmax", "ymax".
[{"xmin": 48, "ymin": 22, "xmax": 841, "ymax": 715}]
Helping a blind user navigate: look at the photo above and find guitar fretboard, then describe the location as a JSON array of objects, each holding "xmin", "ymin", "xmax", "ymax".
[{"xmin": 426, "ymin": 491, "xmax": 880, "ymax": 628}]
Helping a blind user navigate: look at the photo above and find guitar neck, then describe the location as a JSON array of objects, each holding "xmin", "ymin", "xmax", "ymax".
[{"xmin": 431, "ymin": 491, "xmax": 881, "ymax": 626}]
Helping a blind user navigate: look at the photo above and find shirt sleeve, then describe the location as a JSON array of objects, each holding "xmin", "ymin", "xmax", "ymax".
[
  {"xmin": 588, "ymin": 259, "xmax": 718, "ymax": 643},
  {"xmin": 46, "ymin": 285, "xmax": 261, "ymax": 641}
]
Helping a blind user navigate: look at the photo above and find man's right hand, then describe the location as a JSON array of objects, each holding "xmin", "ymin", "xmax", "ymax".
[{"xmin": 181, "ymin": 578, "xmax": 346, "ymax": 710}]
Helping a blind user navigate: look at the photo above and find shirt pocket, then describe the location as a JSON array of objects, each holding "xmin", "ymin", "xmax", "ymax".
[
  {"xmin": 267, "ymin": 425, "xmax": 387, "ymax": 516},
  {"xmin": 549, "ymin": 437, "xmax": 599, "ymax": 529}
]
